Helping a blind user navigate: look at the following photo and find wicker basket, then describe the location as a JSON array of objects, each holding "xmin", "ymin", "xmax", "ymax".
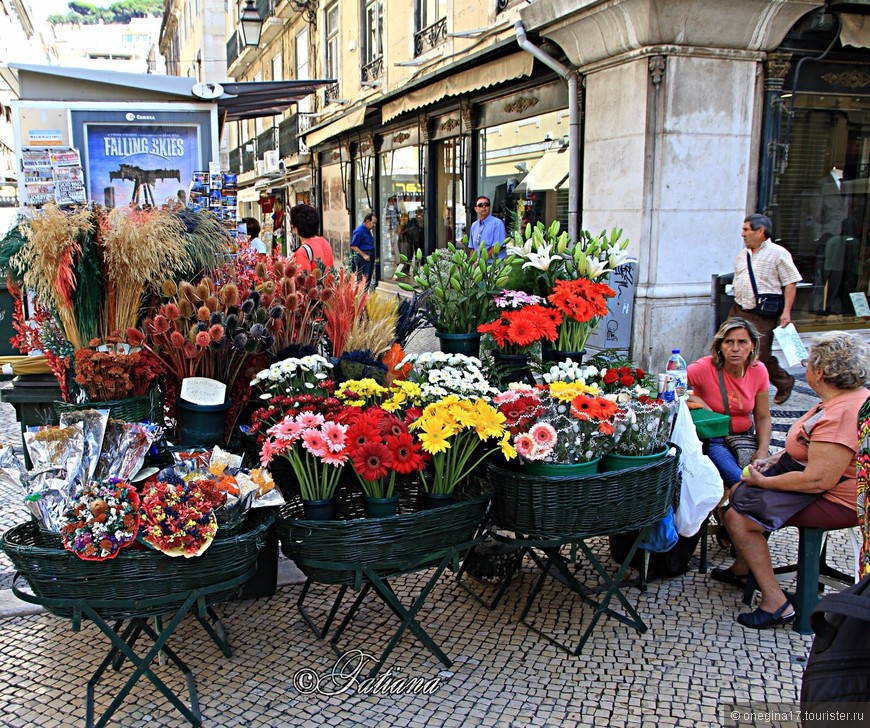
[
  {"xmin": 489, "ymin": 445, "xmax": 680, "ymax": 538},
  {"xmin": 54, "ymin": 391, "xmax": 155, "ymax": 423},
  {"xmin": 275, "ymin": 478, "xmax": 490, "ymax": 585},
  {"xmin": 1, "ymin": 512, "xmax": 273, "ymax": 620}
]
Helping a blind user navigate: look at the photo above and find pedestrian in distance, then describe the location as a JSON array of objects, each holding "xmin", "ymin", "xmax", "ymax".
[
  {"xmin": 468, "ymin": 196, "xmax": 507, "ymax": 260},
  {"xmin": 290, "ymin": 203, "xmax": 334, "ymax": 272},
  {"xmin": 729, "ymin": 213, "xmax": 802, "ymax": 405},
  {"xmin": 241, "ymin": 217, "xmax": 267, "ymax": 255},
  {"xmin": 350, "ymin": 212, "xmax": 377, "ymax": 287}
]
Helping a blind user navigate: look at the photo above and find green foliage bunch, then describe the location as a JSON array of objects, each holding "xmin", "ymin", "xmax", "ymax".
[{"xmin": 396, "ymin": 240, "xmax": 511, "ymax": 335}]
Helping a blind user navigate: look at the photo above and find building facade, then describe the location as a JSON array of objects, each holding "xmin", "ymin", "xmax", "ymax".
[{"xmin": 211, "ymin": 0, "xmax": 870, "ymax": 369}]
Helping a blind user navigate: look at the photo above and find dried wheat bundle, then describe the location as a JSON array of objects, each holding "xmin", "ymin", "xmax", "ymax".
[
  {"xmin": 14, "ymin": 204, "xmax": 96, "ymax": 349},
  {"xmin": 102, "ymin": 207, "xmax": 189, "ymax": 333},
  {"xmin": 345, "ymin": 291, "xmax": 399, "ymax": 357}
]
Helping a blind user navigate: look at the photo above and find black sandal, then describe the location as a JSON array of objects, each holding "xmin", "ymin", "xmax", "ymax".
[
  {"xmin": 710, "ymin": 566, "xmax": 748, "ymax": 589},
  {"xmin": 737, "ymin": 601, "xmax": 795, "ymax": 629}
]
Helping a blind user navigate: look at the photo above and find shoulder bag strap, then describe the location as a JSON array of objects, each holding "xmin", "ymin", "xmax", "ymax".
[
  {"xmin": 302, "ymin": 244, "xmax": 313, "ymax": 262},
  {"xmin": 716, "ymin": 368, "xmax": 731, "ymax": 422},
  {"xmin": 746, "ymin": 252, "xmax": 761, "ymax": 300}
]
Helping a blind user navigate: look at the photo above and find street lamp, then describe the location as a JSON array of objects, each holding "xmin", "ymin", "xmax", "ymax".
[{"xmin": 239, "ymin": 0, "xmax": 263, "ymax": 47}]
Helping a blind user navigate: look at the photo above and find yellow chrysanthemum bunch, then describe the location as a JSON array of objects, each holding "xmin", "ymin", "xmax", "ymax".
[
  {"xmin": 410, "ymin": 396, "xmax": 516, "ymax": 495},
  {"xmin": 549, "ymin": 380, "xmax": 600, "ymax": 402},
  {"xmin": 334, "ymin": 377, "xmax": 388, "ymax": 407}
]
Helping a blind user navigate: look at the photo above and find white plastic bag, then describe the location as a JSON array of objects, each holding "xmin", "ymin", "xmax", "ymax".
[{"xmin": 672, "ymin": 398, "xmax": 724, "ymax": 537}]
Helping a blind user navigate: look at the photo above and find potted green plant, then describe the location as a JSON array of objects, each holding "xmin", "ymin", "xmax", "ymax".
[{"xmin": 397, "ymin": 241, "xmax": 511, "ymax": 356}]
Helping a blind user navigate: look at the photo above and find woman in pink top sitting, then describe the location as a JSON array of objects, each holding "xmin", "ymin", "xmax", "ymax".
[
  {"xmin": 289, "ymin": 203, "xmax": 334, "ymax": 271},
  {"xmin": 721, "ymin": 332, "xmax": 870, "ymax": 628}
]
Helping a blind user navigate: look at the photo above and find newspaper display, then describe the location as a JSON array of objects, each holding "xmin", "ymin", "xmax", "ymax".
[{"xmin": 19, "ymin": 146, "xmax": 86, "ymax": 206}]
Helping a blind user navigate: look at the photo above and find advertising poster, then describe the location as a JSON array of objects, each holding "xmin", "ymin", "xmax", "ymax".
[{"xmin": 82, "ymin": 123, "xmax": 201, "ymax": 208}]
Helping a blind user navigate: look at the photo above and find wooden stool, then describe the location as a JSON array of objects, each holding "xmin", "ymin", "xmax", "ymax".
[{"xmin": 742, "ymin": 526, "xmax": 859, "ymax": 634}]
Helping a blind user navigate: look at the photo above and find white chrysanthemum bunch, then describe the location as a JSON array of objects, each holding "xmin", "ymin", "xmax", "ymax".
[
  {"xmin": 251, "ymin": 355, "xmax": 334, "ymax": 399},
  {"xmin": 402, "ymin": 351, "xmax": 498, "ymax": 403}
]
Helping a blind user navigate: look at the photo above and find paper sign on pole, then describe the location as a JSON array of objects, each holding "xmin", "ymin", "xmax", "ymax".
[{"xmin": 180, "ymin": 377, "xmax": 226, "ymax": 406}]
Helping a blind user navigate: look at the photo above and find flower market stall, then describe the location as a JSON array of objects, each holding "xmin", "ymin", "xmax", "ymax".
[{"xmin": 0, "ymin": 196, "xmax": 693, "ymax": 722}]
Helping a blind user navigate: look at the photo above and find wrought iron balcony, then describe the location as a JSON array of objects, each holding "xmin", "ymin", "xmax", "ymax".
[
  {"xmin": 257, "ymin": 127, "xmax": 277, "ymax": 154},
  {"xmin": 279, "ymin": 114, "xmax": 302, "ymax": 158},
  {"xmin": 361, "ymin": 56, "xmax": 384, "ymax": 83},
  {"xmin": 227, "ymin": 31, "xmax": 242, "ymax": 69},
  {"xmin": 323, "ymin": 82, "xmax": 342, "ymax": 105},
  {"xmin": 414, "ymin": 17, "xmax": 447, "ymax": 57}
]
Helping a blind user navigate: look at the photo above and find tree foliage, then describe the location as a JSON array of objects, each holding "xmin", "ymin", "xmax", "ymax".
[{"xmin": 49, "ymin": 0, "xmax": 163, "ymax": 25}]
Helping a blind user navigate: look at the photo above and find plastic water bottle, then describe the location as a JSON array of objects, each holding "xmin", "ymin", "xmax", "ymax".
[{"xmin": 666, "ymin": 349, "xmax": 688, "ymax": 400}]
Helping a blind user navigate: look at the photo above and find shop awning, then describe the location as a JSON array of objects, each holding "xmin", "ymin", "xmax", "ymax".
[
  {"xmin": 0, "ymin": 64, "xmax": 332, "ymax": 122},
  {"xmin": 305, "ymin": 106, "xmax": 367, "ymax": 148},
  {"xmin": 237, "ymin": 186, "xmax": 261, "ymax": 203},
  {"xmin": 517, "ymin": 148, "xmax": 570, "ymax": 191},
  {"xmin": 840, "ymin": 14, "xmax": 870, "ymax": 50},
  {"xmin": 217, "ymin": 80, "xmax": 333, "ymax": 122},
  {"xmin": 381, "ymin": 52, "xmax": 534, "ymax": 124}
]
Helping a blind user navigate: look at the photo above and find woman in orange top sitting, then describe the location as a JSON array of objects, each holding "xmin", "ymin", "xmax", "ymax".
[{"xmin": 290, "ymin": 203, "xmax": 334, "ymax": 271}]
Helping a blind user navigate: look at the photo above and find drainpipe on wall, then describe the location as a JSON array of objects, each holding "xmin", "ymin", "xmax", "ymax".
[{"xmin": 515, "ymin": 20, "xmax": 580, "ymax": 242}]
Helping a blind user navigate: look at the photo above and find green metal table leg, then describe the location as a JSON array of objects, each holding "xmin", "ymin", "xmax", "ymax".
[
  {"xmin": 358, "ymin": 558, "xmax": 454, "ymax": 678},
  {"xmin": 329, "ymin": 584, "xmax": 370, "ymax": 648},
  {"xmin": 81, "ymin": 592, "xmax": 203, "ymax": 728},
  {"xmin": 297, "ymin": 579, "xmax": 350, "ymax": 640}
]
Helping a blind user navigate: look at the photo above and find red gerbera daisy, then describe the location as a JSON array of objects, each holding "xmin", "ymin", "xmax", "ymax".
[{"xmin": 353, "ymin": 440, "xmax": 394, "ymax": 482}]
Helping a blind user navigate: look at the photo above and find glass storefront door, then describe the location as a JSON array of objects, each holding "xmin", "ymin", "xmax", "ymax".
[
  {"xmin": 772, "ymin": 94, "xmax": 870, "ymax": 328},
  {"xmin": 434, "ymin": 137, "xmax": 465, "ymax": 249},
  {"xmin": 378, "ymin": 144, "xmax": 425, "ymax": 281}
]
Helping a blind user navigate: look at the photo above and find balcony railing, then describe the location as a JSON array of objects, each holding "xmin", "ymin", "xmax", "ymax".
[
  {"xmin": 298, "ymin": 114, "xmax": 311, "ymax": 156},
  {"xmin": 227, "ymin": 31, "xmax": 242, "ymax": 69},
  {"xmin": 414, "ymin": 17, "xmax": 447, "ymax": 57},
  {"xmin": 242, "ymin": 145, "xmax": 256, "ymax": 173},
  {"xmin": 278, "ymin": 115, "xmax": 300, "ymax": 158},
  {"xmin": 257, "ymin": 127, "xmax": 277, "ymax": 154},
  {"xmin": 229, "ymin": 147, "xmax": 241, "ymax": 174},
  {"xmin": 361, "ymin": 56, "xmax": 384, "ymax": 83},
  {"xmin": 323, "ymin": 82, "xmax": 341, "ymax": 105}
]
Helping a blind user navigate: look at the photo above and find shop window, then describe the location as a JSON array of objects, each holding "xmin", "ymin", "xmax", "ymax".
[
  {"xmin": 772, "ymin": 96, "xmax": 870, "ymax": 326},
  {"xmin": 353, "ymin": 153, "xmax": 376, "ymax": 229},
  {"xmin": 379, "ymin": 145, "xmax": 425, "ymax": 281},
  {"xmin": 476, "ymin": 109, "xmax": 569, "ymax": 236}
]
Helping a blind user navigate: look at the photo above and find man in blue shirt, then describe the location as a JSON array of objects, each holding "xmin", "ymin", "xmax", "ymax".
[
  {"xmin": 351, "ymin": 212, "xmax": 377, "ymax": 286},
  {"xmin": 469, "ymin": 196, "xmax": 507, "ymax": 259}
]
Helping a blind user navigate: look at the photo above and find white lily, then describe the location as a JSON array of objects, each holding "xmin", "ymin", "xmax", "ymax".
[
  {"xmin": 583, "ymin": 255, "xmax": 611, "ymax": 280},
  {"xmin": 522, "ymin": 244, "xmax": 560, "ymax": 272}
]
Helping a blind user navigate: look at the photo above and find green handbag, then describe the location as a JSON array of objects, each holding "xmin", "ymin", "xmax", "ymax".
[{"xmin": 689, "ymin": 408, "xmax": 731, "ymax": 439}]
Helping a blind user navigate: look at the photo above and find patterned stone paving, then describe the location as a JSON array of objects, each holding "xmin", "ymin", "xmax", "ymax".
[{"xmin": 0, "ymin": 359, "xmax": 858, "ymax": 726}]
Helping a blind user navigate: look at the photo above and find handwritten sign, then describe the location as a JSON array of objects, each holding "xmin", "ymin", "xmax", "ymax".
[
  {"xmin": 586, "ymin": 260, "xmax": 637, "ymax": 354},
  {"xmin": 180, "ymin": 377, "xmax": 226, "ymax": 406}
]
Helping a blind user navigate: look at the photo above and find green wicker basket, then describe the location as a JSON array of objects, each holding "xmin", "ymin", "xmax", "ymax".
[
  {"xmin": 1, "ymin": 512, "xmax": 273, "ymax": 620},
  {"xmin": 54, "ymin": 391, "xmax": 155, "ymax": 423},
  {"xmin": 275, "ymin": 479, "xmax": 490, "ymax": 585},
  {"xmin": 489, "ymin": 444, "xmax": 680, "ymax": 538}
]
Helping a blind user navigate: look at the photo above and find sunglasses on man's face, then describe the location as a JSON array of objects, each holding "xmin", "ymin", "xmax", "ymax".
[{"xmin": 476, "ymin": 202, "xmax": 490, "ymax": 208}]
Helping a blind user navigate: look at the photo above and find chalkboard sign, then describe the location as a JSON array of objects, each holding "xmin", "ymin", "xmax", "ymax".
[
  {"xmin": 180, "ymin": 377, "xmax": 226, "ymax": 406},
  {"xmin": 585, "ymin": 260, "xmax": 637, "ymax": 355}
]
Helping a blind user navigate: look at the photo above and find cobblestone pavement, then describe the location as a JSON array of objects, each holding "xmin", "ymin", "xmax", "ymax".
[{"xmin": 0, "ymin": 350, "xmax": 857, "ymax": 727}]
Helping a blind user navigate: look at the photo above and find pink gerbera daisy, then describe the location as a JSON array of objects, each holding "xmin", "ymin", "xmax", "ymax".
[
  {"xmin": 529, "ymin": 422, "xmax": 557, "ymax": 449},
  {"xmin": 322, "ymin": 450, "xmax": 349, "ymax": 467},
  {"xmin": 268, "ymin": 418, "xmax": 304, "ymax": 444},
  {"xmin": 320, "ymin": 421, "xmax": 348, "ymax": 452},
  {"xmin": 298, "ymin": 412, "xmax": 325, "ymax": 428},
  {"xmin": 514, "ymin": 433, "xmax": 536, "ymax": 458},
  {"xmin": 301, "ymin": 428, "xmax": 329, "ymax": 458}
]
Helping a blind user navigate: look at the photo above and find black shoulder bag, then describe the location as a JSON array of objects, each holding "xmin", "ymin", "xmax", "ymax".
[
  {"xmin": 746, "ymin": 252, "xmax": 784, "ymax": 319},
  {"xmin": 717, "ymin": 368, "xmax": 760, "ymax": 469}
]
